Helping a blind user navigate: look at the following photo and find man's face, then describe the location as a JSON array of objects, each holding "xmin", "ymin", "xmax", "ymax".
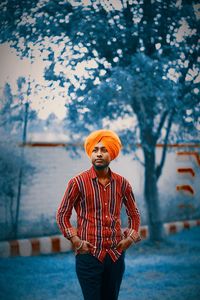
[{"xmin": 91, "ymin": 141, "xmax": 111, "ymax": 170}]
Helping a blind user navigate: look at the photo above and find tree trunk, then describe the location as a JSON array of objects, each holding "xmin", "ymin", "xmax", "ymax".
[
  {"xmin": 13, "ymin": 102, "xmax": 29, "ymax": 239},
  {"xmin": 143, "ymin": 147, "xmax": 164, "ymax": 242}
]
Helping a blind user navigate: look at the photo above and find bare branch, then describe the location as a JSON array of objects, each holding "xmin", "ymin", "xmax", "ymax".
[
  {"xmin": 154, "ymin": 110, "xmax": 169, "ymax": 142},
  {"xmin": 134, "ymin": 151, "xmax": 145, "ymax": 166},
  {"xmin": 156, "ymin": 108, "xmax": 175, "ymax": 180}
]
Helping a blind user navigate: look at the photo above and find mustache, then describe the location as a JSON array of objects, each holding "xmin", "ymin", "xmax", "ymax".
[{"xmin": 94, "ymin": 159, "xmax": 105, "ymax": 163}]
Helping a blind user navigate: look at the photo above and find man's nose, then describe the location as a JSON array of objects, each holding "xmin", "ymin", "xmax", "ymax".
[{"xmin": 97, "ymin": 150, "xmax": 102, "ymax": 156}]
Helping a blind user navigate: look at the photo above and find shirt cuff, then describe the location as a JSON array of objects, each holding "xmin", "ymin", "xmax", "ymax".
[
  {"xmin": 123, "ymin": 228, "xmax": 142, "ymax": 243},
  {"xmin": 65, "ymin": 227, "xmax": 77, "ymax": 240}
]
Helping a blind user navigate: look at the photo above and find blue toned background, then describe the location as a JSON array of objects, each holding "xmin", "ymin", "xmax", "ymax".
[
  {"xmin": 0, "ymin": 1, "xmax": 199, "ymax": 299},
  {"xmin": 0, "ymin": 0, "xmax": 199, "ymax": 241}
]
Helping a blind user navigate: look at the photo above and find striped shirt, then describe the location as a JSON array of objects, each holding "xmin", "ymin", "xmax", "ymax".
[{"xmin": 56, "ymin": 166, "xmax": 141, "ymax": 262}]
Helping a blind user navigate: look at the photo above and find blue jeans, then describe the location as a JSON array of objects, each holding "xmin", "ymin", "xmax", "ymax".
[{"xmin": 75, "ymin": 252, "xmax": 125, "ymax": 300}]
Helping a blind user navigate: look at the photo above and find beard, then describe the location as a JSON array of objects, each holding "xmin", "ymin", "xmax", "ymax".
[{"xmin": 93, "ymin": 161, "xmax": 109, "ymax": 170}]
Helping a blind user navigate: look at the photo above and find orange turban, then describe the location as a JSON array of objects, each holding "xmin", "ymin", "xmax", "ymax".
[{"xmin": 84, "ymin": 129, "xmax": 122, "ymax": 160}]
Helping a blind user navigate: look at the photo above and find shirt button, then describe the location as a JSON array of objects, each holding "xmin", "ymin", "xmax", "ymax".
[
  {"xmin": 105, "ymin": 203, "xmax": 107, "ymax": 206},
  {"xmin": 106, "ymin": 249, "xmax": 108, "ymax": 252},
  {"xmin": 105, "ymin": 215, "xmax": 108, "ymax": 218}
]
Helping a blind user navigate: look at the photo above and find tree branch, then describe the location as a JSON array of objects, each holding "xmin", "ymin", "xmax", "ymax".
[
  {"xmin": 156, "ymin": 108, "xmax": 175, "ymax": 180},
  {"xmin": 134, "ymin": 151, "xmax": 145, "ymax": 167},
  {"xmin": 154, "ymin": 110, "xmax": 169, "ymax": 142}
]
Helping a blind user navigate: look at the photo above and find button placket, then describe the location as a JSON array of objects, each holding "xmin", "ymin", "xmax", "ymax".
[{"xmin": 103, "ymin": 183, "xmax": 110, "ymax": 231}]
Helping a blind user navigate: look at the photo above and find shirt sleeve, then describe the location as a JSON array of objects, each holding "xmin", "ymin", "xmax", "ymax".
[
  {"xmin": 123, "ymin": 181, "xmax": 141, "ymax": 243},
  {"xmin": 56, "ymin": 178, "xmax": 80, "ymax": 240}
]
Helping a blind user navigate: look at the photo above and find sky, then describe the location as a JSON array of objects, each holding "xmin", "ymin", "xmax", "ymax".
[
  {"xmin": 0, "ymin": 39, "xmax": 105, "ymax": 121},
  {"xmin": 0, "ymin": 42, "xmax": 67, "ymax": 120}
]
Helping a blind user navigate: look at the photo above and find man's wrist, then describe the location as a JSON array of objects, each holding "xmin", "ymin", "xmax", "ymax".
[
  {"xmin": 70, "ymin": 235, "xmax": 81, "ymax": 248},
  {"xmin": 129, "ymin": 229, "xmax": 142, "ymax": 243},
  {"xmin": 75, "ymin": 240, "xmax": 84, "ymax": 251},
  {"xmin": 127, "ymin": 236, "xmax": 135, "ymax": 243}
]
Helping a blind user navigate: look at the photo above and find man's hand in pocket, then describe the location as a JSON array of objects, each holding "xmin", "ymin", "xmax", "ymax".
[{"xmin": 115, "ymin": 237, "xmax": 134, "ymax": 251}]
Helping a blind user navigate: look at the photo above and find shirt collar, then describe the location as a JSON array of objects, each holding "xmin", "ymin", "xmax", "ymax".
[{"xmin": 89, "ymin": 165, "xmax": 116, "ymax": 181}]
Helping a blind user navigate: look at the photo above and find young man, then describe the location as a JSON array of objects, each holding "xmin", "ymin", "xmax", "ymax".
[{"xmin": 56, "ymin": 129, "xmax": 141, "ymax": 300}]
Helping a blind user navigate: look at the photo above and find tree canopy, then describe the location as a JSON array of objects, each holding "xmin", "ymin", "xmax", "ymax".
[{"xmin": 0, "ymin": 0, "xmax": 199, "ymax": 143}]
